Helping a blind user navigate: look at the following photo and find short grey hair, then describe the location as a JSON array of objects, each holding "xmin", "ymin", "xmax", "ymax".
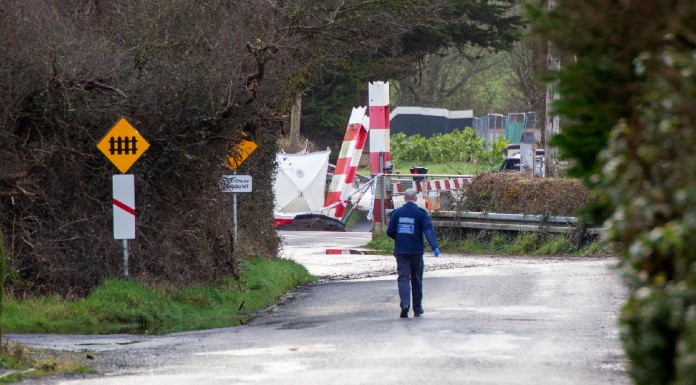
[{"xmin": 404, "ymin": 188, "xmax": 418, "ymax": 202}]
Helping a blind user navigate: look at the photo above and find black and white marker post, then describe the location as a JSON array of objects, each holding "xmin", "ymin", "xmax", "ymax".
[{"xmin": 113, "ymin": 175, "xmax": 135, "ymax": 277}]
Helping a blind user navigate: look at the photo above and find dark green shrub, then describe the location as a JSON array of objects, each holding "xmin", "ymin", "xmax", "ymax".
[
  {"xmin": 532, "ymin": 2, "xmax": 696, "ymax": 383},
  {"xmin": 621, "ymin": 287, "xmax": 679, "ymax": 385}
]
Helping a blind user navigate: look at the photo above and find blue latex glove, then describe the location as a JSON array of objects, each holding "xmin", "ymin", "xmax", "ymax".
[{"xmin": 433, "ymin": 248, "xmax": 440, "ymax": 257}]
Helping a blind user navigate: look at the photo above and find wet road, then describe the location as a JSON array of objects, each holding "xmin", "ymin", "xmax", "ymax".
[{"xmin": 11, "ymin": 231, "xmax": 629, "ymax": 384}]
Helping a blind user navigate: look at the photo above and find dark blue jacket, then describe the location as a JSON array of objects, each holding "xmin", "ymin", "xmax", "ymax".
[{"xmin": 386, "ymin": 202, "xmax": 438, "ymax": 254}]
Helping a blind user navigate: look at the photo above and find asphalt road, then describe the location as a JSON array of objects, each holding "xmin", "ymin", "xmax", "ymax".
[{"xmin": 11, "ymin": 231, "xmax": 629, "ymax": 384}]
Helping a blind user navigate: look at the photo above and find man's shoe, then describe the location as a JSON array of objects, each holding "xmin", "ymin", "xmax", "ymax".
[
  {"xmin": 400, "ymin": 307, "xmax": 409, "ymax": 318},
  {"xmin": 414, "ymin": 309, "xmax": 424, "ymax": 317}
]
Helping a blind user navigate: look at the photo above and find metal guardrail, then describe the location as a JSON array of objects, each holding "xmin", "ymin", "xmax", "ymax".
[
  {"xmin": 372, "ymin": 173, "xmax": 604, "ymax": 236},
  {"xmin": 429, "ymin": 211, "xmax": 605, "ymax": 236}
]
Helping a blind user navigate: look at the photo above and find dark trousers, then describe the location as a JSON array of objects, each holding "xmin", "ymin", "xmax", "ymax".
[{"xmin": 395, "ymin": 253, "xmax": 424, "ymax": 311}]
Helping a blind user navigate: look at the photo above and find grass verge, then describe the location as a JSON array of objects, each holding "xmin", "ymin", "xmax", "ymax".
[
  {"xmin": 0, "ymin": 341, "xmax": 95, "ymax": 383},
  {"xmin": 3, "ymin": 258, "xmax": 315, "ymax": 335},
  {"xmin": 367, "ymin": 232, "xmax": 615, "ymax": 257},
  {"xmin": 344, "ymin": 208, "xmax": 368, "ymax": 230}
]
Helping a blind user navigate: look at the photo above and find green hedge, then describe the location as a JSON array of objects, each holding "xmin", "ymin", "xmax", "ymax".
[
  {"xmin": 532, "ymin": 2, "xmax": 696, "ymax": 384},
  {"xmin": 390, "ymin": 128, "xmax": 507, "ymax": 167},
  {"xmin": 455, "ymin": 172, "xmax": 590, "ymax": 217}
]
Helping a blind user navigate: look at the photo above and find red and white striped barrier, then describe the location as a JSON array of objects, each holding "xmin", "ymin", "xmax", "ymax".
[
  {"xmin": 422, "ymin": 177, "xmax": 472, "ymax": 211},
  {"xmin": 369, "ymin": 82, "xmax": 390, "ymax": 175},
  {"xmin": 325, "ymin": 107, "xmax": 369, "ymax": 218},
  {"xmin": 421, "ymin": 177, "xmax": 472, "ymax": 192},
  {"xmin": 392, "ymin": 177, "xmax": 472, "ymax": 194}
]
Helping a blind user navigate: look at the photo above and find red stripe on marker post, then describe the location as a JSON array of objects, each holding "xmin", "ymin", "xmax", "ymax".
[{"xmin": 113, "ymin": 198, "xmax": 135, "ymax": 215}]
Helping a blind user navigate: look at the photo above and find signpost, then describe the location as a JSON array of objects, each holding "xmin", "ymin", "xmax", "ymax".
[
  {"xmin": 97, "ymin": 117, "xmax": 150, "ymax": 277},
  {"xmin": 221, "ymin": 175, "xmax": 253, "ymax": 242},
  {"xmin": 222, "ymin": 136, "xmax": 258, "ymax": 242}
]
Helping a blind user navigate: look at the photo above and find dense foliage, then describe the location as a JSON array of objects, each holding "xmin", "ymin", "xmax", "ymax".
[
  {"xmin": 0, "ymin": 1, "xmax": 289, "ymax": 296},
  {"xmin": 455, "ymin": 172, "xmax": 589, "ymax": 217},
  {"xmin": 390, "ymin": 128, "xmax": 506, "ymax": 167},
  {"xmin": 0, "ymin": 1, "xmax": 523, "ymax": 296},
  {"xmin": 300, "ymin": 55, "xmax": 405, "ymax": 152},
  {"xmin": 533, "ymin": 2, "xmax": 696, "ymax": 384},
  {"xmin": 300, "ymin": 0, "xmax": 524, "ymax": 150}
]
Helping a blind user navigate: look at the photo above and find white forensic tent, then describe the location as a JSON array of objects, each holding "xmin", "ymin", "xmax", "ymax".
[{"xmin": 273, "ymin": 149, "xmax": 330, "ymax": 215}]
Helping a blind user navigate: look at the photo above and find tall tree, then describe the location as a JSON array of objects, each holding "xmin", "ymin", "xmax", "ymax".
[
  {"xmin": 295, "ymin": 0, "xmax": 524, "ymax": 151},
  {"xmin": 506, "ymin": 37, "xmax": 546, "ymax": 131},
  {"xmin": 392, "ymin": 49, "xmax": 528, "ymax": 115}
]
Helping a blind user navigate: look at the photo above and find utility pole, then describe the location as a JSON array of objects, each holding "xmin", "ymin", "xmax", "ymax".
[{"xmin": 545, "ymin": 0, "xmax": 560, "ymax": 177}]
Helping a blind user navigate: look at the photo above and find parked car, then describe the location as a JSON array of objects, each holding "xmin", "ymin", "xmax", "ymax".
[
  {"xmin": 499, "ymin": 155, "xmax": 521, "ymax": 172},
  {"xmin": 499, "ymin": 153, "xmax": 545, "ymax": 176}
]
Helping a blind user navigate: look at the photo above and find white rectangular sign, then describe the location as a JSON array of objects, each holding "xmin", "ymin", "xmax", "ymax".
[
  {"xmin": 113, "ymin": 174, "xmax": 135, "ymax": 240},
  {"xmin": 221, "ymin": 175, "xmax": 252, "ymax": 193}
]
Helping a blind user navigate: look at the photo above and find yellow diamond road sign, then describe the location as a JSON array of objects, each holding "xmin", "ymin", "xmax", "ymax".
[
  {"xmin": 226, "ymin": 138, "xmax": 258, "ymax": 171},
  {"xmin": 97, "ymin": 117, "xmax": 150, "ymax": 174}
]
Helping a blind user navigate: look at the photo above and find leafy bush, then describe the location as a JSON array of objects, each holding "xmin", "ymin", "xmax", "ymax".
[
  {"xmin": 0, "ymin": 2, "xmax": 287, "ymax": 297},
  {"xmin": 533, "ymin": 2, "xmax": 696, "ymax": 383},
  {"xmin": 455, "ymin": 173, "xmax": 590, "ymax": 217},
  {"xmin": 391, "ymin": 128, "xmax": 506, "ymax": 167},
  {"xmin": 476, "ymin": 137, "xmax": 508, "ymax": 168},
  {"xmin": 535, "ymin": 235, "xmax": 574, "ymax": 255}
]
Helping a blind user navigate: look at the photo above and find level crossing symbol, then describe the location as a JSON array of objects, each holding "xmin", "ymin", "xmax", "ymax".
[
  {"xmin": 97, "ymin": 117, "xmax": 150, "ymax": 174},
  {"xmin": 108, "ymin": 136, "xmax": 139, "ymax": 155}
]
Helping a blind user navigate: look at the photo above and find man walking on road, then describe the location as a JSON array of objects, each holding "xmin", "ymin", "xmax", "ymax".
[{"xmin": 387, "ymin": 188, "xmax": 440, "ymax": 318}]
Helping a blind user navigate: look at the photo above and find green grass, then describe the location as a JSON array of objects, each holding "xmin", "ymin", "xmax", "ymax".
[
  {"xmin": 366, "ymin": 233, "xmax": 395, "ymax": 251},
  {"xmin": 344, "ymin": 207, "xmax": 366, "ymax": 229},
  {"xmin": 0, "ymin": 343, "xmax": 32, "ymax": 371},
  {"xmin": 367, "ymin": 232, "xmax": 613, "ymax": 257},
  {"xmin": 358, "ymin": 160, "xmax": 493, "ymax": 176},
  {"xmin": 4, "ymin": 258, "xmax": 315, "ymax": 335},
  {"xmin": 0, "ymin": 341, "xmax": 95, "ymax": 383}
]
